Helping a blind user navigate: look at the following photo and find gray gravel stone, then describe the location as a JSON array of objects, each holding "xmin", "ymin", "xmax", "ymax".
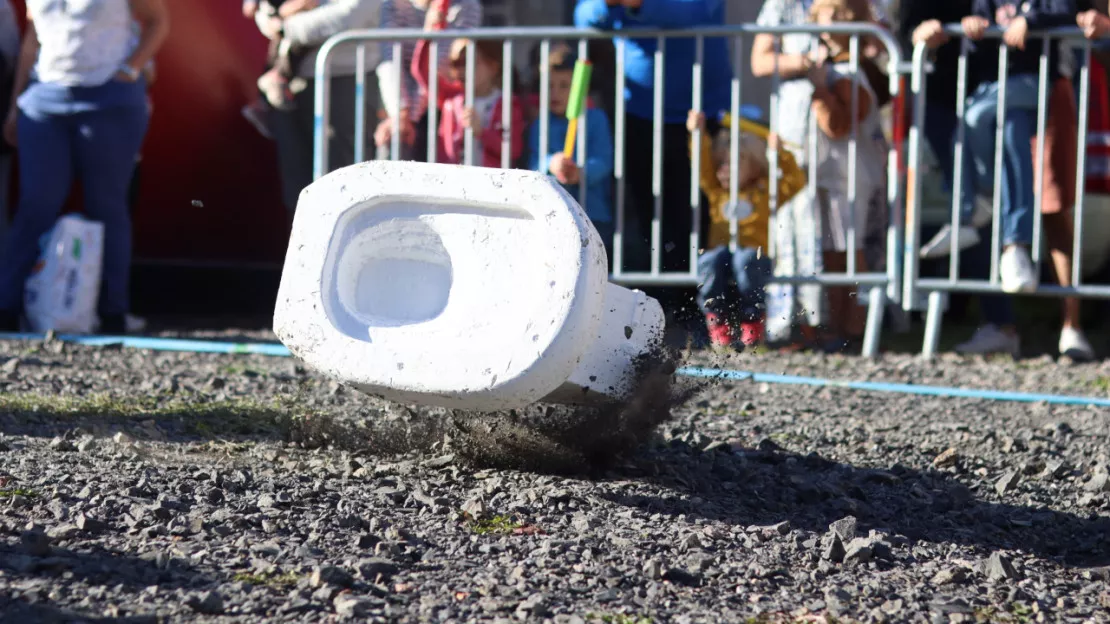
[{"xmin": 186, "ymin": 591, "xmax": 224, "ymax": 615}]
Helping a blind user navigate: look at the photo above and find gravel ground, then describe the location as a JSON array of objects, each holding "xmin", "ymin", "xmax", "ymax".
[{"xmin": 1, "ymin": 330, "xmax": 1109, "ymax": 623}]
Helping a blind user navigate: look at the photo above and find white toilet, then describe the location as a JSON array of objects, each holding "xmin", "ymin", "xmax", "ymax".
[{"xmin": 273, "ymin": 161, "xmax": 665, "ymax": 412}]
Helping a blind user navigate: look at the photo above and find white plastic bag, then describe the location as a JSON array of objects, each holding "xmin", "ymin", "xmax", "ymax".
[{"xmin": 24, "ymin": 215, "xmax": 104, "ymax": 334}]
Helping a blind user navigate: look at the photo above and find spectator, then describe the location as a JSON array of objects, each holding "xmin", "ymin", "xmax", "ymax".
[
  {"xmin": 751, "ymin": 0, "xmax": 885, "ymax": 348},
  {"xmin": 414, "ymin": 37, "xmax": 524, "ymax": 167},
  {"xmin": 809, "ymin": 0, "xmax": 890, "ymax": 351},
  {"xmin": 687, "ymin": 110, "xmax": 805, "ymax": 350},
  {"xmin": 377, "ymin": 0, "xmax": 481, "ymax": 161},
  {"xmin": 246, "ymin": 0, "xmax": 331, "ymax": 112},
  {"xmin": 254, "ymin": 0, "xmax": 381, "ymax": 215},
  {"xmin": 527, "ymin": 43, "xmax": 615, "ymax": 263},
  {"xmin": 0, "ymin": 0, "xmax": 169, "ymax": 334},
  {"xmin": 945, "ymin": 0, "xmax": 1094, "ymax": 358},
  {"xmin": 0, "ymin": 0, "xmax": 17, "ymax": 260},
  {"xmin": 574, "ymin": 0, "xmax": 733, "ymax": 274}
]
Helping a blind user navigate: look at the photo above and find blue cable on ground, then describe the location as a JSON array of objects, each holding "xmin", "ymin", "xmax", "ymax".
[{"xmin": 2, "ymin": 332, "xmax": 1109, "ymax": 408}]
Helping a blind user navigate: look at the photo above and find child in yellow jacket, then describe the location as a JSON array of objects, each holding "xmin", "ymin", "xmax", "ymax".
[{"xmin": 688, "ymin": 110, "xmax": 806, "ymax": 349}]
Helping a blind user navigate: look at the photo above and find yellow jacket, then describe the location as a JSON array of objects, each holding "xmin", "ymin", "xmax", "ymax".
[{"xmin": 693, "ymin": 137, "xmax": 806, "ymax": 251}]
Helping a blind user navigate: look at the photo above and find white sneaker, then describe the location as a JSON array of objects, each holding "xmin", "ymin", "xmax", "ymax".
[
  {"xmin": 1000, "ymin": 246, "xmax": 1039, "ymax": 293},
  {"xmin": 920, "ymin": 225, "xmax": 981, "ymax": 259},
  {"xmin": 1059, "ymin": 326, "xmax": 1094, "ymax": 361},
  {"xmin": 955, "ymin": 324, "xmax": 1020, "ymax": 356}
]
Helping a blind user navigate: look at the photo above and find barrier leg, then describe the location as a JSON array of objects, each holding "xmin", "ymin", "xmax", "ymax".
[
  {"xmin": 922, "ymin": 291, "xmax": 945, "ymax": 359},
  {"xmin": 862, "ymin": 286, "xmax": 885, "ymax": 359}
]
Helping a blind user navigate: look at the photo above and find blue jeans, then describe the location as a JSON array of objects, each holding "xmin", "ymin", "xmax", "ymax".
[
  {"xmin": 961, "ymin": 76, "xmax": 1038, "ymax": 247},
  {"xmin": 0, "ymin": 79, "xmax": 150, "ymax": 317},
  {"xmin": 923, "ymin": 100, "xmax": 1016, "ymax": 327},
  {"xmin": 696, "ymin": 245, "xmax": 772, "ymax": 322}
]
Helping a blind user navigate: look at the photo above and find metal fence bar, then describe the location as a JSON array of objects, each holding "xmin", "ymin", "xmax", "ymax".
[
  {"xmin": 901, "ymin": 42, "xmax": 929, "ymax": 310},
  {"xmin": 538, "ymin": 40, "xmax": 550, "ymax": 186},
  {"xmin": 1073, "ymin": 40, "xmax": 1092, "ymax": 288},
  {"xmin": 391, "ymin": 41, "xmax": 403, "ymax": 162},
  {"xmin": 690, "ymin": 35, "xmax": 704, "ymax": 273},
  {"xmin": 988, "ymin": 43, "xmax": 1008, "ymax": 286},
  {"xmin": 728, "ymin": 35, "xmax": 742, "ymax": 254},
  {"xmin": 502, "ymin": 39, "xmax": 514, "ymax": 170},
  {"xmin": 847, "ymin": 34, "xmax": 859, "ymax": 276},
  {"xmin": 577, "ymin": 38, "xmax": 589, "ymax": 214},
  {"xmin": 354, "ymin": 44, "xmax": 366, "ymax": 164},
  {"xmin": 463, "ymin": 39, "xmax": 476, "ymax": 167},
  {"xmin": 948, "ymin": 42, "xmax": 969, "ymax": 284},
  {"xmin": 427, "ymin": 41, "xmax": 439, "ymax": 164},
  {"xmin": 1031, "ymin": 37, "xmax": 1050, "ymax": 266},
  {"xmin": 651, "ymin": 37, "xmax": 665, "ymax": 276},
  {"xmin": 613, "ymin": 38, "xmax": 626, "ymax": 277}
]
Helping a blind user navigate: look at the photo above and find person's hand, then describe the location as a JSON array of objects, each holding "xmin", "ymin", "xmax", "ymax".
[
  {"xmin": 242, "ymin": 0, "xmax": 258, "ymax": 19},
  {"xmin": 115, "ymin": 66, "xmax": 140, "ymax": 83},
  {"xmin": 961, "ymin": 15, "xmax": 990, "ymax": 41},
  {"xmin": 912, "ymin": 19, "xmax": 950, "ymax": 49},
  {"xmin": 1078, "ymin": 10, "xmax": 1110, "ymax": 39},
  {"xmin": 3, "ymin": 109, "xmax": 16, "ymax": 147},
  {"xmin": 279, "ymin": 0, "xmax": 317, "ymax": 18},
  {"xmin": 686, "ymin": 110, "xmax": 706, "ymax": 134},
  {"xmin": 461, "ymin": 106, "xmax": 482, "ymax": 133},
  {"xmin": 767, "ymin": 132, "xmax": 780, "ymax": 152},
  {"xmin": 423, "ymin": 2, "xmax": 446, "ymax": 30},
  {"xmin": 549, "ymin": 152, "xmax": 580, "ymax": 185},
  {"xmin": 374, "ymin": 117, "xmax": 392, "ymax": 147},
  {"xmin": 261, "ymin": 16, "xmax": 283, "ymax": 40},
  {"xmin": 1003, "ymin": 15, "xmax": 1028, "ymax": 50},
  {"xmin": 373, "ymin": 114, "xmax": 417, "ymax": 148},
  {"xmin": 142, "ymin": 63, "xmax": 156, "ymax": 85}
]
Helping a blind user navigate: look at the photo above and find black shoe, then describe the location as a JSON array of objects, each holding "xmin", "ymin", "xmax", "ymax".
[
  {"xmin": 99, "ymin": 315, "xmax": 127, "ymax": 335},
  {"xmin": 0, "ymin": 310, "xmax": 18, "ymax": 332}
]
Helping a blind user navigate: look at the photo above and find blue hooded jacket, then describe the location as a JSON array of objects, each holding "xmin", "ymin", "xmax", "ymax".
[{"xmin": 574, "ymin": 0, "xmax": 734, "ymax": 125}]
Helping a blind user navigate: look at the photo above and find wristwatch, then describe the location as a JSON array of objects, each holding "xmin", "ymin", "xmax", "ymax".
[{"xmin": 119, "ymin": 64, "xmax": 141, "ymax": 82}]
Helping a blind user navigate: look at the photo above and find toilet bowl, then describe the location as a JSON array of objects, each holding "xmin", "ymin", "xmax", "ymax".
[{"xmin": 273, "ymin": 161, "xmax": 665, "ymax": 412}]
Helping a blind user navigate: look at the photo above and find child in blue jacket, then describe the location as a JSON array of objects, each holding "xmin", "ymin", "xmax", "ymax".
[
  {"xmin": 574, "ymin": 0, "xmax": 733, "ymax": 274},
  {"xmin": 528, "ymin": 44, "xmax": 616, "ymax": 265}
]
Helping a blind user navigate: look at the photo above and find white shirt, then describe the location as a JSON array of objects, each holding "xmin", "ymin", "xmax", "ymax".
[{"xmin": 28, "ymin": 0, "xmax": 136, "ymax": 87}]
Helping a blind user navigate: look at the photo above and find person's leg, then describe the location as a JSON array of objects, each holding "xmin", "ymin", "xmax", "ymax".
[
  {"xmin": 696, "ymin": 246, "xmax": 730, "ymax": 315},
  {"xmin": 620, "ymin": 113, "xmax": 654, "ymax": 273},
  {"xmin": 731, "ymin": 246, "xmax": 772, "ymax": 322},
  {"xmin": 696, "ymin": 245, "xmax": 732, "ymax": 347},
  {"xmin": 74, "ymin": 104, "xmax": 150, "ymax": 320},
  {"xmin": 660, "ymin": 121, "xmax": 694, "ymax": 274},
  {"xmin": 0, "ymin": 110, "xmax": 73, "ymax": 319},
  {"xmin": 268, "ymin": 79, "xmax": 317, "ymax": 216},
  {"xmin": 1035, "ymin": 79, "xmax": 1085, "ymax": 341},
  {"xmin": 1000, "ymin": 109, "xmax": 1036, "ymax": 248}
]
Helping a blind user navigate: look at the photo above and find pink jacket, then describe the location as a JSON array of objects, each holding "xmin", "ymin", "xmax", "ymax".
[{"xmin": 438, "ymin": 92, "xmax": 526, "ymax": 167}]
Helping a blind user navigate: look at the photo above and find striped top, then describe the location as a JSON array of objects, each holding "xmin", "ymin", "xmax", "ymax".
[
  {"xmin": 380, "ymin": 0, "xmax": 481, "ymax": 117},
  {"xmin": 28, "ymin": 0, "xmax": 136, "ymax": 87}
]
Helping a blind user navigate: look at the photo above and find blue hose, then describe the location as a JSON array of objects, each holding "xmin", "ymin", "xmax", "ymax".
[{"xmin": 2, "ymin": 332, "xmax": 1108, "ymax": 408}]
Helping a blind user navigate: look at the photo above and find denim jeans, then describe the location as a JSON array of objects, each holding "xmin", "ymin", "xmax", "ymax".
[
  {"xmin": 923, "ymin": 100, "xmax": 1015, "ymax": 327},
  {"xmin": 696, "ymin": 245, "xmax": 772, "ymax": 322},
  {"xmin": 961, "ymin": 75, "xmax": 1039, "ymax": 247},
  {"xmin": 0, "ymin": 79, "xmax": 149, "ymax": 317}
]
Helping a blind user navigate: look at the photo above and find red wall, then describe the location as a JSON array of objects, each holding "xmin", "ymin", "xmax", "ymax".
[{"xmin": 12, "ymin": 0, "xmax": 289, "ymax": 266}]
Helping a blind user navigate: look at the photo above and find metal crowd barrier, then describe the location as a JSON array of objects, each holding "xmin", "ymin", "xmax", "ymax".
[
  {"xmin": 905, "ymin": 25, "xmax": 1108, "ymax": 358},
  {"xmin": 313, "ymin": 24, "xmax": 905, "ymax": 356}
]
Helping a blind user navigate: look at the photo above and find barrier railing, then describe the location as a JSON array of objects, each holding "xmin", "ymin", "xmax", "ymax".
[
  {"xmin": 312, "ymin": 24, "xmax": 906, "ymax": 356},
  {"xmin": 904, "ymin": 26, "xmax": 1109, "ymax": 357}
]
